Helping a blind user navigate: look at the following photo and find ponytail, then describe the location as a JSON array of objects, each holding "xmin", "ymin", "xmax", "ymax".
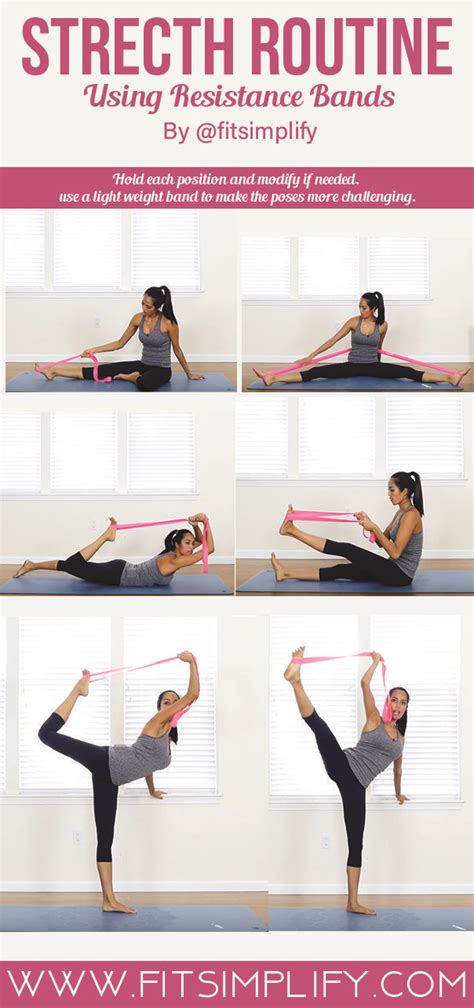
[
  {"xmin": 145, "ymin": 285, "xmax": 177, "ymax": 324},
  {"xmin": 362, "ymin": 290, "xmax": 385, "ymax": 326},
  {"xmin": 390, "ymin": 471, "xmax": 424, "ymax": 516},
  {"xmin": 159, "ymin": 527, "xmax": 191, "ymax": 555}
]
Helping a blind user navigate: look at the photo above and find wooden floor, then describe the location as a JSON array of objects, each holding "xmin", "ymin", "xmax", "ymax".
[
  {"xmin": 268, "ymin": 894, "xmax": 473, "ymax": 909},
  {"xmin": 6, "ymin": 362, "xmax": 237, "ymax": 385},
  {"xmin": 242, "ymin": 361, "xmax": 473, "ymax": 393},
  {"xmin": 1, "ymin": 891, "xmax": 267, "ymax": 925},
  {"xmin": 0, "ymin": 563, "xmax": 235, "ymax": 592},
  {"xmin": 236, "ymin": 558, "xmax": 473, "ymax": 595}
]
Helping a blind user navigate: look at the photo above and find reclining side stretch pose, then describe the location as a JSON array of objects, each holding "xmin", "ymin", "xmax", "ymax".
[
  {"xmin": 14, "ymin": 515, "xmax": 213, "ymax": 588},
  {"xmin": 36, "ymin": 286, "xmax": 205, "ymax": 391},
  {"xmin": 271, "ymin": 472, "xmax": 423, "ymax": 588},
  {"xmin": 38, "ymin": 652, "xmax": 199, "ymax": 913},
  {"xmin": 254, "ymin": 291, "xmax": 469, "ymax": 387},
  {"xmin": 285, "ymin": 648, "xmax": 409, "ymax": 915}
]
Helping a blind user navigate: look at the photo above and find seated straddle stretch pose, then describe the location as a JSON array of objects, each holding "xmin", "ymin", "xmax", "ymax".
[
  {"xmin": 285, "ymin": 648, "xmax": 409, "ymax": 915},
  {"xmin": 254, "ymin": 291, "xmax": 469, "ymax": 387},
  {"xmin": 38, "ymin": 652, "xmax": 199, "ymax": 913},
  {"xmin": 13, "ymin": 514, "xmax": 214, "ymax": 587},
  {"xmin": 35, "ymin": 286, "xmax": 205, "ymax": 392},
  {"xmin": 271, "ymin": 472, "xmax": 423, "ymax": 587}
]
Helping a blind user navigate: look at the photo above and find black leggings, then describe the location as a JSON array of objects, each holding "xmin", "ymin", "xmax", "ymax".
[
  {"xmin": 320, "ymin": 539, "xmax": 412, "ymax": 587},
  {"xmin": 57, "ymin": 551, "xmax": 126, "ymax": 586},
  {"xmin": 301, "ymin": 362, "xmax": 423, "ymax": 382},
  {"xmin": 38, "ymin": 713, "xmax": 118, "ymax": 862},
  {"xmin": 82, "ymin": 360, "xmax": 172, "ymax": 392},
  {"xmin": 304, "ymin": 709, "xmax": 366, "ymax": 867}
]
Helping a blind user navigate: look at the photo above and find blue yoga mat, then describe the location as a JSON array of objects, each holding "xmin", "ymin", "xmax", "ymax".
[
  {"xmin": 237, "ymin": 569, "xmax": 474, "ymax": 595},
  {"xmin": 0, "ymin": 572, "xmax": 232, "ymax": 595},
  {"xmin": 0, "ymin": 904, "xmax": 266, "ymax": 932},
  {"xmin": 269, "ymin": 906, "xmax": 473, "ymax": 932},
  {"xmin": 248, "ymin": 376, "xmax": 462, "ymax": 392},
  {"xmin": 6, "ymin": 371, "xmax": 235, "ymax": 393}
]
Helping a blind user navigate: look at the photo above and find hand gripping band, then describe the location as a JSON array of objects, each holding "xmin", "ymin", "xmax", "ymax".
[
  {"xmin": 285, "ymin": 509, "xmax": 376, "ymax": 544},
  {"xmin": 111, "ymin": 517, "xmax": 210, "ymax": 573},
  {"xmin": 263, "ymin": 348, "xmax": 460, "ymax": 381},
  {"xmin": 293, "ymin": 651, "xmax": 392, "ymax": 722},
  {"xmin": 36, "ymin": 353, "xmax": 112, "ymax": 383},
  {"xmin": 87, "ymin": 654, "xmax": 195, "ymax": 727}
]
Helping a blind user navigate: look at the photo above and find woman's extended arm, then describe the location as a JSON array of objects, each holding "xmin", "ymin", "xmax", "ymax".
[
  {"xmin": 297, "ymin": 317, "xmax": 357, "ymax": 366},
  {"xmin": 168, "ymin": 322, "xmax": 205, "ymax": 380},
  {"xmin": 145, "ymin": 774, "xmax": 167, "ymax": 799},
  {"xmin": 355, "ymin": 510, "xmax": 418, "ymax": 561},
  {"xmin": 142, "ymin": 653, "xmax": 200, "ymax": 737},
  {"xmin": 393, "ymin": 756, "xmax": 409, "ymax": 804},
  {"xmin": 82, "ymin": 314, "xmax": 140, "ymax": 356},
  {"xmin": 360, "ymin": 653, "xmax": 382, "ymax": 730}
]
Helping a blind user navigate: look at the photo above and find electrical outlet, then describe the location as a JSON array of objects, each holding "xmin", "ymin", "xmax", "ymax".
[
  {"xmin": 89, "ymin": 519, "xmax": 97, "ymax": 530},
  {"xmin": 72, "ymin": 830, "xmax": 82, "ymax": 845},
  {"xmin": 321, "ymin": 833, "xmax": 331, "ymax": 850},
  {"xmin": 94, "ymin": 317, "xmax": 101, "ymax": 328}
]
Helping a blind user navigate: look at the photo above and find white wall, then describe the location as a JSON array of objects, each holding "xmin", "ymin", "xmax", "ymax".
[
  {"xmin": 6, "ymin": 211, "xmax": 238, "ymax": 361},
  {"xmin": 240, "ymin": 209, "xmax": 474, "ymax": 361}
]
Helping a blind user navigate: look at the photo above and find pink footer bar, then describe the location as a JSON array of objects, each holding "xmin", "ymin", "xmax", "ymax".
[
  {"xmin": 0, "ymin": 167, "xmax": 473, "ymax": 209},
  {"xmin": 0, "ymin": 961, "xmax": 472, "ymax": 1007}
]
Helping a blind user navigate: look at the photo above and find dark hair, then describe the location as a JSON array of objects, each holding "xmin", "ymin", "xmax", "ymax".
[
  {"xmin": 159, "ymin": 528, "xmax": 193, "ymax": 555},
  {"xmin": 157, "ymin": 690, "xmax": 180, "ymax": 745},
  {"xmin": 390, "ymin": 471, "xmax": 424, "ymax": 517},
  {"xmin": 144, "ymin": 285, "xmax": 177, "ymax": 324},
  {"xmin": 361, "ymin": 290, "xmax": 385, "ymax": 326},
  {"xmin": 389, "ymin": 687, "xmax": 410, "ymax": 736}
]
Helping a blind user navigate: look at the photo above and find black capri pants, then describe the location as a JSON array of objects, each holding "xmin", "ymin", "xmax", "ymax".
[
  {"xmin": 301, "ymin": 362, "xmax": 423, "ymax": 383},
  {"xmin": 38, "ymin": 713, "xmax": 118, "ymax": 862},
  {"xmin": 304, "ymin": 709, "xmax": 366, "ymax": 867},
  {"xmin": 82, "ymin": 360, "xmax": 172, "ymax": 392},
  {"xmin": 57, "ymin": 551, "xmax": 126, "ymax": 586},
  {"xmin": 320, "ymin": 539, "xmax": 412, "ymax": 587}
]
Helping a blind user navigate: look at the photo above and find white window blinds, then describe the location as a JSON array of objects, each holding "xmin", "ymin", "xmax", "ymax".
[
  {"xmin": 299, "ymin": 238, "xmax": 360, "ymax": 299},
  {"xmin": 127, "ymin": 413, "xmax": 195, "ymax": 494},
  {"xmin": 0, "ymin": 621, "xmax": 5, "ymax": 792},
  {"xmin": 369, "ymin": 615, "xmax": 460, "ymax": 799},
  {"xmin": 236, "ymin": 398, "xmax": 289, "ymax": 479},
  {"xmin": 123, "ymin": 617, "xmax": 217, "ymax": 792},
  {"xmin": 19, "ymin": 618, "xmax": 111, "ymax": 790},
  {"xmin": 299, "ymin": 396, "xmax": 376, "ymax": 478},
  {"xmin": 0, "ymin": 413, "xmax": 41, "ymax": 493},
  {"xmin": 270, "ymin": 616, "xmax": 359, "ymax": 799},
  {"xmin": 131, "ymin": 211, "xmax": 200, "ymax": 291},
  {"xmin": 4, "ymin": 210, "xmax": 45, "ymax": 289},
  {"xmin": 50, "ymin": 413, "xmax": 118, "ymax": 493},
  {"xmin": 368, "ymin": 238, "xmax": 430, "ymax": 300},
  {"xmin": 241, "ymin": 237, "xmax": 291, "ymax": 298},
  {"xmin": 386, "ymin": 397, "xmax": 464, "ymax": 478},
  {"xmin": 53, "ymin": 210, "xmax": 122, "ymax": 289}
]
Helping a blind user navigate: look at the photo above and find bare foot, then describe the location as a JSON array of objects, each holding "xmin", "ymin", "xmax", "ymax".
[
  {"xmin": 35, "ymin": 364, "xmax": 55, "ymax": 380},
  {"xmin": 279, "ymin": 504, "xmax": 295, "ymax": 536},
  {"xmin": 451, "ymin": 367, "xmax": 470, "ymax": 387},
  {"xmin": 13, "ymin": 560, "xmax": 33, "ymax": 578},
  {"xmin": 113, "ymin": 372, "xmax": 139, "ymax": 383},
  {"xmin": 106, "ymin": 518, "xmax": 118, "ymax": 541},
  {"xmin": 271, "ymin": 552, "xmax": 286, "ymax": 582},
  {"xmin": 284, "ymin": 646, "xmax": 306, "ymax": 684},
  {"xmin": 346, "ymin": 902, "xmax": 377, "ymax": 916},
  {"xmin": 253, "ymin": 368, "xmax": 273, "ymax": 387},
  {"xmin": 103, "ymin": 899, "xmax": 137, "ymax": 914},
  {"xmin": 75, "ymin": 671, "xmax": 90, "ymax": 697}
]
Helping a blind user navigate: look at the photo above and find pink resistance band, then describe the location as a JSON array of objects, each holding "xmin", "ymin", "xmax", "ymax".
[
  {"xmin": 285, "ymin": 509, "xmax": 376, "ymax": 544},
  {"xmin": 88, "ymin": 654, "xmax": 194, "ymax": 728},
  {"xmin": 263, "ymin": 347, "xmax": 460, "ymax": 380},
  {"xmin": 110, "ymin": 517, "xmax": 210, "ymax": 573},
  {"xmin": 293, "ymin": 651, "xmax": 392, "ymax": 723},
  {"xmin": 36, "ymin": 353, "xmax": 112, "ymax": 383}
]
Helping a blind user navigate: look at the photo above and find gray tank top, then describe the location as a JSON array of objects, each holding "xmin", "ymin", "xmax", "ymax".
[
  {"xmin": 138, "ymin": 312, "xmax": 171, "ymax": 368},
  {"xmin": 389, "ymin": 506, "xmax": 423, "ymax": 578},
  {"xmin": 120, "ymin": 554, "xmax": 174, "ymax": 588},
  {"xmin": 108, "ymin": 732, "xmax": 171, "ymax": 786},
  {"xmin": 344, "ymin": 723, "xmax": 404, "ymax": 788},
  {"xmin": 348, "ymin": 318, "xmax": 380, "ymax": 363}
]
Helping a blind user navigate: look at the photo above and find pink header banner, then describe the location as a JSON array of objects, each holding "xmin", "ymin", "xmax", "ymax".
[
  {"xmin": 0, "ymin": 960, "xmax": 472, "ymax": 1007},
  {"xmin": 1, "ymin": 167, "xmax": 473, "ymax": 209}
]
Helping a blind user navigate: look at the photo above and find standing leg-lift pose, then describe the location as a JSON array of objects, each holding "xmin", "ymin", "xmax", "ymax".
[
  {"xmin": 284, "ymin": 648, "xmax": 409, "ymax": 915},
  {"xmin": 271, "ymin": 472, "xmax": 424, "ymax": 588},
  {"xmin": 38, "ymin": 653, "xmax": 199, "ymax": 913}
]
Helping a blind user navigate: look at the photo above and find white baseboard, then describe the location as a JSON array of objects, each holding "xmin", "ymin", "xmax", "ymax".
[
  {"xmin": 1, "ymin": 555, "xmax": 234, "ymax": 566},
  {"xmin": 2, "ymin": 880, "xmax": 267, "ymax": 894},
  {"xmin": 243, "ymin": 354, "xmax": 474, "ymax": 364},
  {"xmin": 237, "ymin": 549, "xmax": 474, "ymax": 561},
  {"xmin": 7, "ymin": 354, "xmax": 236, "ymax": 364},
  {"xmin": 269, "ymin": 883, "xmax": 474, "ymax": 895}
]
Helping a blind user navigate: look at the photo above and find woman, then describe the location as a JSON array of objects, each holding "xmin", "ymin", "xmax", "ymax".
[
  {"xmin": 271, "ymin": 472, "xmax": 423, "ymax": 588},
  {"xmin": 254, "ymin": 291, "xmax": 469, "ymax": 387},
  {"xmin": 13, "ymin": 514, "xmax": 214, "ymax": 588},
  {"xmin": 36, "ymin": 286, "xmax": 205, "ymax": 391},
  {"xmin": 285, "ymin": 647, "xmax": 409, "ymax": 915},
  {"xmin": 38, "ymin": 652, "xmax": 199, "ymax": 913}
]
